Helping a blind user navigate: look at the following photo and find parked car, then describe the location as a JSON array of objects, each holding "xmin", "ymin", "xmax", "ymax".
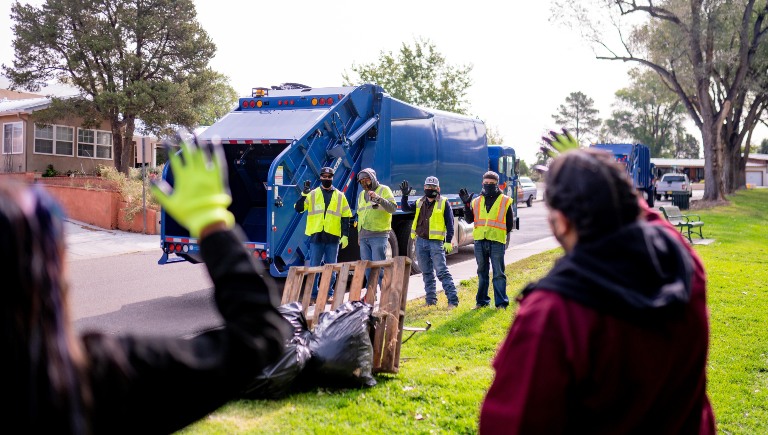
[
  {"xmin": 655, "ymin": 173, "xmax": 693, "ymax": 201},
  {"xmin": 517, "ymin": 176, "xmax": 538, "ymax": 207}
]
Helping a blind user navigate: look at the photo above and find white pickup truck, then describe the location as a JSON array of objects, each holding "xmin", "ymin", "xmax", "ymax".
[{"xmin": 655, "ymin": 173, "xmax": 693, "ymax": 201}]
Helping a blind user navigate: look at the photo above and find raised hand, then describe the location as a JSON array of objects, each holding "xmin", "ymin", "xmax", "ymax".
[
  {"xmin": 303, "ymin": 180, "xmax": 311, "ymax": 195},
  {"xmin": 151, "ymin": 133, "xmax": 234, "ymax": 238},
  {"xmin": 459, "ymin": 188, "xmax": 470, "ymax": 205},
  {"xmin": 400, "ymin": 180, "xmax": 410, "ymax": 195}
]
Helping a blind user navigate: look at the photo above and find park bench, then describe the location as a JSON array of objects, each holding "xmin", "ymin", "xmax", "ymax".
[
  {"xmin": 659, "ymin": 205, "xmax": 705, "ymax": 243},
  {"xmin": 280, "ymin": 256, "xmax": 417, "ymax": 374}
]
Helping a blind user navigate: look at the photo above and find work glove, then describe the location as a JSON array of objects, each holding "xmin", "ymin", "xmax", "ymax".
[
  {"xmin": 302, "ymin": 180, "xmax": 311, "ymax": 195},
  {"xmin": 151, "ymin": 134, "xmax": 234, "ymax": 238},
  {"xmin": 459, "ymin": 188, "xmax": 474, "ymax": 207},
  {"xmin": 340, "ymin": 236, "xmax": 349, "ymax": 249},
  {"xmin": 541, "ymin": 128, "xmax": 580, "ymax": 157},
  {"xmin": 443, "ymin": 242, "xmax": 453, "ymax": 253},
  {"xmin": 400, "ymin": 179, "xmax": 410, "ymax": 196}
]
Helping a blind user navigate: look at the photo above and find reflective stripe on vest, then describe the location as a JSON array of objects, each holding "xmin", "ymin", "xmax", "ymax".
[
  {"xmin": 305, "ymin": 188, "xmax": 351, "ymax": 236},
  {"xmin": 472, "ymin": 194, "xmax": 511, "ymax": 244},
  {"xmin": 410, "ymin": 197, "xmax": 448, "ymax": 240},
  {"xmin": 357, "ymin": 185, "xmax": 394, "ymax": 232}
]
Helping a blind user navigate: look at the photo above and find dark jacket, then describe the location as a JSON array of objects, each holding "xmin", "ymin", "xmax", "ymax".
[
  {"xmin": 480, "ymin": 209, "xmax": 715, "ymax": 434},
  {"xmin": 401, "ymin": 193, "xmax": 454, "ymax": 243},
  {"xmin": 82, "ymin": 228, "xmax": 291, "ymax": 435}
]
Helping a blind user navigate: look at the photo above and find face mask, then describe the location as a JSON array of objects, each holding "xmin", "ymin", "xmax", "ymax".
[
  {"xmin": 321, "ymin": 179, "xmax": 333, "ymax": 188},
  {"xmin": 483, "ymin": 184, "xmax": 497, "ymax": 195},
  {"xmin": 424, "ymin": 189, "xmax": 438, "ymax": 198}
]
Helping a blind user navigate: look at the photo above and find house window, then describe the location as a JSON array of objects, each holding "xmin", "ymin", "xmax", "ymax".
[
  {"xmin": 2, "ymin": 122, "xmax": 23, "ymax": 154},
  {"xmin": 78, "ymin": 128, "xmax": 112, "ymax": 159},
  {"xmin": 34, "ymin": 125, "xmax": 74, "ymax": 156}
]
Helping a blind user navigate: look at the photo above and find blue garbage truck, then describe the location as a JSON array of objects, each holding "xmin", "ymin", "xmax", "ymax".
[
  {"xmin": 158, "ymin": 83, "xmax": 520, "ymax": 277},
  {"xmin": 591, "ymin": 143, "xmax": 656, "ymax": 207}
]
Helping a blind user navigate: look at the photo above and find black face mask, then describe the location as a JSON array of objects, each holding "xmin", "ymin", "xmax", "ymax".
[
  {"xmin": 424, "ymin": 189, "xmax": 438, "ymax": 198},
  {"xmin": 321, "ymin": 179, "xmax": 333, "ymax": 188},
  {"xmin": 483, "ymin": 184, "xmax": 498, "ymax": 196}
]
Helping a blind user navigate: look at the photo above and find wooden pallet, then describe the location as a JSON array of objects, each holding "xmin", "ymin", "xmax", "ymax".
[{"xmin": 280, "ymin": 256, "xmax": 412, "ymax": 374}]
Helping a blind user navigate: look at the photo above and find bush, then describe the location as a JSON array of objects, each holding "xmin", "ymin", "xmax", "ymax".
[
  {"xmin": 42, "ymin": 164, "xmax": 59, "ymax": 177},
  {"xmin": 99, "ymin": 165, "xmax": 162, "ymax": 221}
]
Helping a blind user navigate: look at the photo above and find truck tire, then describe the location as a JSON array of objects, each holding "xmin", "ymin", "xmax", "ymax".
[{"xmin": 396, "ymin": 221, "xmax": 422, "ymax": 275}]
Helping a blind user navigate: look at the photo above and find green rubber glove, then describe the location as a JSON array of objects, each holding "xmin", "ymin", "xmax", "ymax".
[
  {"xmin": 443, "ymin": 242, "xmax": 453, "ymax": 253},
  {"xmin": 340, "ymin": 236, "xmax": 349, "ymax": 249},
  {"xmin": 150, "ymin": 134, "xmax": 235, "ymax": 238},
  {"xmin": 541, "ymin": 128, "xmax": 580, "ymax": 157}
]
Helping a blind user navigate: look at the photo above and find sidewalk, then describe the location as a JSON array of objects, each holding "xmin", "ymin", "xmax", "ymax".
[{"xmin": 64, "ymin": 219, "xmax": 159, "ymax": 261}]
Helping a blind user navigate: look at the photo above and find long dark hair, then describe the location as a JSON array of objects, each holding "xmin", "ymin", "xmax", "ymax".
[
  {"xmin": 545, "ymin": 148, "xmax": 641, "ymax": 242},
  {"xmin": 1, "ymin": 182, "xmax": 91, "ymax": 434}
]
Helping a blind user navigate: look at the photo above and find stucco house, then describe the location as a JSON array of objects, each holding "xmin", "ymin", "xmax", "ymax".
[
  {"xmin": 1, "ymin": 88, "xmax": 161, "ymax": 175},
  {"xmin": 651, "ymin": 154, "xmax": 768, "ymax": 187}
]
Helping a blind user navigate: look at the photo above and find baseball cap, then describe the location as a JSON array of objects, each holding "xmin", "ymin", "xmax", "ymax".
[{"xmin": 424, "ymin": 176, "xmax": 439, "ymax": 187}]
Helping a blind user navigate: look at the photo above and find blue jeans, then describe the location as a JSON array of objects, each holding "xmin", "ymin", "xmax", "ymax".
[
  {"xmin": 415, "ymin": 237, "xmax": 458, "ymax": 305},
  {"xmin": 474, "ymin": 239, "xmax": 509, "ymax": 307},
  {"xmin": 309, "ymin": 242, "xmax": 339, "ymax": 298},
  {"xmin": 360, "ymin": 236, "xmax": 388, "ymax": 288}
]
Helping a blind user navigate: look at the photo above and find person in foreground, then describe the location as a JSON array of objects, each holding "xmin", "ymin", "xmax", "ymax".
[
  {"xmin": 3, "ymin": 134, "xmax": 290, "ymax": 434},
  {"xmin": 479, "ymin": 131, "xmax": 715, "ymax": 434}
]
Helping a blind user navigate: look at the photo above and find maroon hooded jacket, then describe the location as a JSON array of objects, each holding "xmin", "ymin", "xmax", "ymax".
[{"xmin": 479, "ymin": 208, "xmax": 715, "ymax": 434}]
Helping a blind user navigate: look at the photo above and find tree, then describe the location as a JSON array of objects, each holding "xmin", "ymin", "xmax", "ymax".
[
  {"xmin": 553, "ymin": 0, "xmax": 768, "ymax": 200},
  {"xmin": 342, "ymin": 37, "xmax": 473, "ymax": 114},
  {"xmin": 603, "ymin": 68, "xmax": 690, "ymax": 157},
  {"xmin": 760, "ymin": 138, "xmax": 768, "ymax": 154},
  {"xmin": 518, "ymin": 159, "xmax": 531, "ymax": 177},
  {"xmin": 3, "ymin": 0, "xmax": 219, "ymax": 174},
  {"xmin": 486, "ymin": 125, "xmax": 504, "ymax": 145},
  {"xmin": 551, "ymin": 91, "xmax": 602, "ymax": 144}
]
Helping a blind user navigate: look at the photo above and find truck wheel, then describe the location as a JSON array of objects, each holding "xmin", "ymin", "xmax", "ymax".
[
  {"xmin": 396, "ymin": 221, "xmax": 422, "ymax": 275},
  {"xmin": 526, "ymin": 196, "xmax": 533, "ymax": 207},
  {"xmin": 385, "ymin": 229, "xmax": 399, "ymax": 259}
]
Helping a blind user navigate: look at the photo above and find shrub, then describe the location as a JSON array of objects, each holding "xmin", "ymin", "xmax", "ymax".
[
  {"xmin": 99, "ymin": 165, "xmax": 162, "ymax": 221},
  {"xmin": 42, "ymin": 164, "xmax": 59, "ymax": 177}
]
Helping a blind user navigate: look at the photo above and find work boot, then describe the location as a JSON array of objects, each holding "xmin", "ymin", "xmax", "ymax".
[{"xmin": 447, "ymin": 304, "xmax": 458, "ymax": 310}]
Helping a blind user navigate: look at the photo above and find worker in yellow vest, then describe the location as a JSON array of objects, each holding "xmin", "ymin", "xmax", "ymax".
[
  {"xmin": 294, "ymin": 166, "xmax": 352, "ymax": 302},
  {"xmin": 459, "ymin": 171, "xmax": 513, "ymax": 309},
  {"xmin": 356, "ymin": 168, "xmax": 397, "ymax": 289},
  {"xmin": 401, "ymin": 176, "xmax": 459, "ymax": 308}
]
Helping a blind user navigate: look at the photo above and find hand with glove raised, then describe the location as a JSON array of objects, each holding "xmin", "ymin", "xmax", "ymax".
[
  {"xmin": 151, "ymin": 134, "xmax": 235, "ymax": 238},
  {"xmin": 340, "ymin": 235, "xmax": 349, "ymax": 249},
  {"xmin": 541, "ymin": 128, "xmax": 580, "ymax": 157},
  {"xmin": 399, "ymin": 180, "xmax": 410, "ymax": 196},
  {"xmin": 443, "ymin": 242, "xmax": 453, "ymax": 253},
  {"xmin": 459, "ymin": 188, "xmax": 474, "ymax": 207},
  {"xmin": 302, "ymin": 180, "xmax": 311, "ymax": 196}
]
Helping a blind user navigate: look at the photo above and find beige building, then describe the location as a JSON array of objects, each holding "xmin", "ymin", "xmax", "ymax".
[{"xmin": 1, "ymin": 89, "xmax": 161, "ymax": 175}]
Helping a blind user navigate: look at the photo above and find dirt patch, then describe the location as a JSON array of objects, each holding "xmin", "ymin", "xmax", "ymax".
[{"xmin": 689, "ymin": 199, "xmax": 730, "ymax": 210}]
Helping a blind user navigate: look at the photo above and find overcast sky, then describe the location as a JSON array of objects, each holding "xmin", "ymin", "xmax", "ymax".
[{"xmin": 6, "ymin": 0, "xmax": 757, "ymax": 163}]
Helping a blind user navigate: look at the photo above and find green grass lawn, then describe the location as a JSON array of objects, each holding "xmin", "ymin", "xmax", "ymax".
[{"xmin": 179, "ymin": 189, "xmax": 768, "ymax": 434}]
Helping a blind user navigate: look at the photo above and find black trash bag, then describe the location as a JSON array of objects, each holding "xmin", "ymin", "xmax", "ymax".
[
  {"xmin": 303, "ymin": 300, "xmax": 378, "ymax": 388},
  {"xmin": 277, "ymin": 301, "xmax": 311, "ymax": 335},
  {"xmin": 242, "ymin": 332, "xmax": 312, "ymax": 399},
  {"xmin": 241, "ymin": 302, "xmax": 312, "ymax": 399}
]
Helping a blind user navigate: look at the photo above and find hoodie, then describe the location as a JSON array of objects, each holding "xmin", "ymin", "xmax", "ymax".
[
  {"xmin": 357, "ymin": 168, "xmax": 396, "ymax": 239},
  {"xmin": 479, "ymin": 212, "xmax": 715, "ymax": 434}
]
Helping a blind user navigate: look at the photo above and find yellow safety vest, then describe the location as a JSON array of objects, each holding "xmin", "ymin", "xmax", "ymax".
[
  {"xmin": 472, "ymin": 194, "xmax": 511, "ymax": 244},
  {"xmin": 357, "ymin": 185, "xmax": 394, "ymax": 232},
  {"xmin": 304, "ymin": 188, "xmax": 352, "ymax": 237},
  {"xmin": 411, "ymin": 197, "xmax": 448, "ymax": 240}
]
